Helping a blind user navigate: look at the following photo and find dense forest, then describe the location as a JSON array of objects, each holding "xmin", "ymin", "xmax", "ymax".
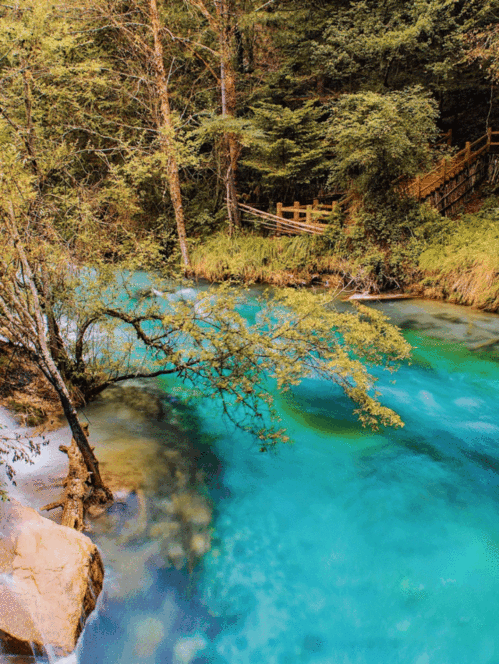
[
  {"xmin": 2, "ymin": 0, "xmax": 499, "ymax": 502},
  {"xmin": 2, "ymin": 0, "xmax": 499, "ymax": 275}
]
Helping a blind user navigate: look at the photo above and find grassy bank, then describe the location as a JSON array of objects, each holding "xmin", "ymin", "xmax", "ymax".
[
  {"xmin": 416, "ymin": 199, "xmax": 499, "ymax": 311},
  {"xmin": 190, "ymin": 198, "xmax": 499, "ymax": 312},
  {"xmin": 190, "ymin": 232, "xmax": 344, "ymax": 287},
  {"xmin": 190, "ymin": 229, "xmax": 420, "ymax": 292}
]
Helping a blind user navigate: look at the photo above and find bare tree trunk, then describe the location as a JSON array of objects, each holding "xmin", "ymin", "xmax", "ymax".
[
  {"xmin": 5, "ymin": 211, "xmax": 112, "ymax": 504},
  {"xmin": 217, "ymin": 0, "xmax": 241, "ymax": 231},
  {"xmin": 149, "ymin": 0, "xmax": 191, "ymax": 271}
]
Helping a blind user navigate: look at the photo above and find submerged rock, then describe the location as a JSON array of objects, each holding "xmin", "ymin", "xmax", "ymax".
[
  {"xmin": 0, "ymin": 500, "xmax": 103, "ymax": 657},
  {"xmin": 85, "ymin": 380, "xmax": 214, "ymax": 570}
]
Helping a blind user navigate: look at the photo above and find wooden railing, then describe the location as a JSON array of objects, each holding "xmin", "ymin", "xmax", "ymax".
[
  {"xmin": 275, "ymin": 199, "xmax": 339, "ymax": 226},
  {"xmin": 404, "ymin": 128, "xmax": 499, "ymax": 209},
  {"xmin": 434, "ymin": 128, "xmax": 453, "ymax": 149},
  {"xmin": 239, "ymin": 128, "xmax": 498, "ymax": 232},
  {"xmin": 238, "ymin": 203, "xmax": 329, "ymax": 235}
]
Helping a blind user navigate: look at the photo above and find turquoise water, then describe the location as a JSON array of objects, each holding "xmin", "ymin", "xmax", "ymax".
[{"xmin": 80, "ymin": 294, "xmax": 499, "ymax": 664}]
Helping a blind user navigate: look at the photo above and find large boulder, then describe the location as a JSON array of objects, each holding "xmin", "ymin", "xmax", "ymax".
[{"xmin": 0, "ymin": 500, "xmax": 103, "ymax": 658}]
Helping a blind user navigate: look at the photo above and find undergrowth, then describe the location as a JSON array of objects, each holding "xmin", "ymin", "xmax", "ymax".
[
  {"xmin": 190, "ymin": 200, "xmax": 434, "ymax": 291},
  {"xmin": 418, "ymin": 197, "xmax": 499, "ymax": 311},
  {"xmin": 190, "ymin": 197, "xmax": 499, "ymax": 306},
  {"xmin": 190, "ymin": 232, "xmax": 346, "ymax": 286}
]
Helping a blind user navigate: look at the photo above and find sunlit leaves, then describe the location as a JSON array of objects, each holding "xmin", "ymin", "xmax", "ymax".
[{"xmin": 329, "ymin": 87, "xmax": 439, "ymax": 201}]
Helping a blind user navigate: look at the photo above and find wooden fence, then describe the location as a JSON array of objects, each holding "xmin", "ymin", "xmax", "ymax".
[
  {"xmin": 238, "ymin": 128, "xmax": 498, "ymax": 234},
  {"xmin": 276, "ymin": 199, "xmax": 339, "ymax": 227},
  {"xmin": 238, "ymin": 202, "xmax": 330, "ymax": 235},
  {"xmin": 403, "ymin": 128, "xmax": 499, "ymax": 215}
]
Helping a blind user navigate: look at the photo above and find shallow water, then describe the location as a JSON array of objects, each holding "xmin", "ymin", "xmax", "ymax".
[{"xmin": 9, "ymin": 290, "xmax": 499, "ymax": 664}]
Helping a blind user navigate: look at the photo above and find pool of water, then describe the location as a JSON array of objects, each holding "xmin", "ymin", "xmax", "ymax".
[{"xmin": 75, "ymin": 293, "xmax": 499, "ymax": 664}]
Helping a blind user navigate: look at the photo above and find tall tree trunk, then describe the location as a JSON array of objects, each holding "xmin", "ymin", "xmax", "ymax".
[
  {"xmin": 6, "ymin": 210, "xmax": 112, "ymax": 503},
  {"xmin": 149, "ymin": 0, "xmax": 191, "ymax": 271},
  {"xmin": 217, "ymin": 0, "xmax": 241, "ymax": 231}
]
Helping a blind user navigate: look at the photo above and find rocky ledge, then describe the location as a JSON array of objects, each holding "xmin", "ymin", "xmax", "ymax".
[{"xmin": 0, "ymin": 500, "xmax": 103, "ymax": 658}]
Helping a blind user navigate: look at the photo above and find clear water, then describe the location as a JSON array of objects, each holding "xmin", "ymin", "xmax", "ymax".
[{"xmin": 76, "ymin": 293, "xmax": 499, "ymax": 664}]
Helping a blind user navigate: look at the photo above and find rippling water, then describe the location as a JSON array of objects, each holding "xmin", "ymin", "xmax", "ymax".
[{"xmin": 61, "ymin": 293, "xmax": 499, "ymax": 663}]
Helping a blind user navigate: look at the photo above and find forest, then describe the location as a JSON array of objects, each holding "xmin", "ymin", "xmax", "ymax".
[
  {"xmin": 3, "ymin": 2, "xmax": 499, "ymax": 662},
  {"xmin": 2, "ymin": 0, "xmax": 499, "ymax": 290}
]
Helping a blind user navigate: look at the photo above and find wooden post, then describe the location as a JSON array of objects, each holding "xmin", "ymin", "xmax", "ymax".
[
  {"xmin": 313, "ymin": 199, "xmax": 319, "ymax": 209},
  {"xmin": 276, "ymin": 202, "xmax": 283, "ymax": 236},
  {"xmin": 306, "ymin": 205, "xmax": 312, "ymax": 226},
  {"xmin": 447, "ymin": 128, "xmax": 452, "ymax": 147},
  {"xmin": 416, "ymin": 175, "xmax": 421, "ymax": 200},
  {"xmin": 293, "ymin": 201, "xmax": 300, "ymax": 222},
  {"xmin": 466, "ymin": 141, "xmax": 471, "ymax": 165}
]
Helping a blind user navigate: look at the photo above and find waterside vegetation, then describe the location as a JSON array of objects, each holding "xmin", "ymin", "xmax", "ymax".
[{"xmin": 3, "ymin": 0, "xmax": 499, "ymax": 505}]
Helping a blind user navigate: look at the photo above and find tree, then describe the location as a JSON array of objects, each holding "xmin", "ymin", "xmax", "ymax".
[
  {"xmin": 328, "ymin": 87, "xmax": 439, "ymax": 205},
  {"xmin": 241, "ymin": 100, "xmax": 330, "ymax": 203},
  {"xmin": 0, "ymin": 217, "xmax": 411, "ymax": 449},
  {"xmin": 0, "ymin": 208, "xmax": 112, "ymax": 504},
  {"xmin": 183, "ymin": 0, "xmax": 243, "ymax": 231},
  {"xmin": 465, "ymin": 23, "xmax": 499, "ymax": 83},
  {"xmin": 77, "ymin": 0, "xmax": 192, "ymax": 269}
]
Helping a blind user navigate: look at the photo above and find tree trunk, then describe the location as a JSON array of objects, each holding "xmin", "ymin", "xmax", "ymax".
[
  {"xmin": 46, "ymin": 374, "xmax": 111, "ymax": 503},
  {"xmin": 149, "ymin": 0, "xmax": 191, "ymax": 271},
  {"xmin": 7, "ymin": 214, "xmax": 112, "ymax": 503},
  {"xmin": 217, "ymin": 0, "xmax": 241, "ymax": 231}
]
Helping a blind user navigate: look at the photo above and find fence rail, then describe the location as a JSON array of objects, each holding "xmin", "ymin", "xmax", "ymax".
[
  {"xmin": 237, "ymin": 203, "xmax": 328, "ymax": 235},
  {"xmin": 237, "ymin": 128, "xmax": 497, "ymax": 233},
  {"xmin": 403, "ymin": 129, "xmax": 499, "ymax": 210}
]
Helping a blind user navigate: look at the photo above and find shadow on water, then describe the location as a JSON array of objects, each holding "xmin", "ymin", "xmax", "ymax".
[
  {"xmin": 279, "ymin": 381, "xmax": 371, "ymax": 439},
  {"xmin": 73, "ymin": 379, "xmax": 237, "ymax": 664}
]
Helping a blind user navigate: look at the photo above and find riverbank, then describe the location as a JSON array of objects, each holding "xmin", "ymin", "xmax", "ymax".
[
  {"xmin": 0, "ymin": 341, "xmax": 64, "ymax": 430},
  {"xmin": 0, "ymin": 403, "xmax": 69, "ymax": 511},
  {"xmin": 189, "ymin": 196, "xmax": 499, "ymax": 312},
  {"xmin": 0, "ymin": 379, "xmax": 214, "ymax": 659}
]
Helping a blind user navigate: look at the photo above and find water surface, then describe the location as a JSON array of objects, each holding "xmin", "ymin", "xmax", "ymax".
[{"xmin": 51, "ymin": 294, "xmax": 499, "ymax": 663}]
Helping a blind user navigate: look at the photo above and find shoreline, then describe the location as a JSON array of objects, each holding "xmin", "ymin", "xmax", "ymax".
[{"xmin": 0, "ymin": 404, "xmax": 70, "ymax": 513}]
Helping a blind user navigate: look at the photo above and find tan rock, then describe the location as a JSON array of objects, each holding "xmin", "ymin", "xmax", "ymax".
[{"xmin": 0, "ymin": 500, "xmax": 103, "ymax": 657}]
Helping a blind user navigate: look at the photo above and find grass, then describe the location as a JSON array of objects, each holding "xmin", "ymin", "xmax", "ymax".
[
  {"xmin": 417, "ymin": 199, "xmax": 499, "ymax": 311},
  {"xmin": 190, "ymin": 227, "xmax": 424, "ymax": 293},
  {"xmin": 190, "ymin": 231, "xmax": 346, "ymax": 286}
]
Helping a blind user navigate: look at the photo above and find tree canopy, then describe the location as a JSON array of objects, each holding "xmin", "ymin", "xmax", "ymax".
[{"xmin": 1, "ymin": 0, "xmax": 498, "ymax": 506}]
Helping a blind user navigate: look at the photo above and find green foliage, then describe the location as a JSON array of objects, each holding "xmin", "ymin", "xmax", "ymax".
[
  {"xmin": 313, "ymin": 0, "xmax": 494, "ymax": 91},
  {"xmin": 190, "ymin": 201, "xmax": 443, "ymax": 291},
  {"xmin": 241, "ymin": 101, "xmax": 330, "ymax": 201},
  {"xmin": 418, "ymin": 197, "xmax": 499, "ymax": 310},
  {"xmin": 72, "ymin": 278, "xmax": 411, "ymax": 443},
  {"xmin": 329, "ymin": 87, "xmax": 439, "ymax": 203},
  {"xmin": 190, "ymin": 231, "xmax": 343, "ymax": 284}
]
